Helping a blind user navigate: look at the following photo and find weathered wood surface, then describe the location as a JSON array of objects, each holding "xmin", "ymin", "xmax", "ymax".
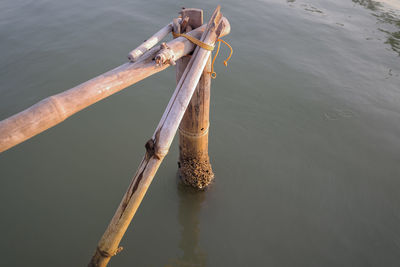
[
  {"xmin": 180, "ymin": 8, "xmax": 203, "ymax": 29},
  {"xmin": 88, "ymin": 6, "xmax": 226, "ymax": 267},
  {"xmin": 0, "ymin": 17, "xmax": 230, "ymax": 154},
  {"xmin": 176, "ymin": 8, "xmax": 214, "ymax": 189}
]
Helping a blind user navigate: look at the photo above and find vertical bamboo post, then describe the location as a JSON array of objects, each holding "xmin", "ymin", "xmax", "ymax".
[{"xmin": 175, "ymin": 8, "xmax": 214, "ymax": 189}]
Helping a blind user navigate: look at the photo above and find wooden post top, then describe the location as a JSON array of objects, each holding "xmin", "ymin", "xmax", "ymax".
[{"xmin": 180, "ymin": 8, "xmax": 203, "ymax": 30}]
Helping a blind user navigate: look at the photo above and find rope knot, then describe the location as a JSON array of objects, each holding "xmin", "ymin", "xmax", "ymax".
[{"xmin": 172, "ymin": 32, "xmax": 233, "ymax": 79}]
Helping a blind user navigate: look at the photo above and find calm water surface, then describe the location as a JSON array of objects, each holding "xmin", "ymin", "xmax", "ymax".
[{"xmin": 1, "ymin": 0, "xmax": 400, "ymax": 266}]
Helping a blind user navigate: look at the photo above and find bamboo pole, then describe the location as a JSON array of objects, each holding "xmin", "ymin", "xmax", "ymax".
[
  {"xmin": 127, "ymin": 20, "xmax": 181, "ymax": 62},
  {"xmin": 176, "ymin": 8, "xmax": 214, "ymax": 189},
  {"xmin": 0, "ymin": 18, "xmax": 230, "ymax": 154},
  {"xmin": 88, "ymin": 6, "xmax": 226, "ymax": 267}
]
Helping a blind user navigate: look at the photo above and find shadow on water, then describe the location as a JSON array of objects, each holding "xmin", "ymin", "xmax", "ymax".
[
  {"xmin": 353, "ymin": 0, "xmax": 400, "ymax": 55},
  {"xmin": 165, "ymin": 182, "xmax": 207, "ymax": 267}
]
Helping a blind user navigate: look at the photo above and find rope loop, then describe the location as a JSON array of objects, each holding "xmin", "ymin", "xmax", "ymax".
[
  {"xmin": 210, "ymin": 39, "xmax": 233, "ymax": 79},
  {"xmin": 172, "ymin": 31, "xmax": 233, "ymax": 79}
]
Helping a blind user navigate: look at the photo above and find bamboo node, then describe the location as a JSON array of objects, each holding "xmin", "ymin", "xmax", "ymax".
[
  {"xmin": 145, "ymin": 138, "xmax": 168, "ymax": 160},
  {"xmin": 47, "ymin": 96, "xmax": 67, "ymax": 121},
  {"xmin": 178, "ymin": 125, "xmax": 209, "ymax": 137},
  {"xmin": 96, "ymin": 246, "xmax": 123, "ymax": 258},
  {"xmin": 155, "ymin": 147, "xmax": 169, "ymax": 158}
]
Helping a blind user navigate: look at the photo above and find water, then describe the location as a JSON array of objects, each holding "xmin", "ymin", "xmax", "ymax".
[{"xmin": 1, "ymin": 0, "xmax": 400, "ymax": 266}]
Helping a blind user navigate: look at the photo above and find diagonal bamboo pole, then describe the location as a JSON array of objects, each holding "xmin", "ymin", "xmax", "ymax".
[
  {"xmin": 88, "ymin": 6, "xmax": 226, "ymax": 267},
  {"xmin": 0, "ymin": 17, "xmax": 230, "ymax": 154}
]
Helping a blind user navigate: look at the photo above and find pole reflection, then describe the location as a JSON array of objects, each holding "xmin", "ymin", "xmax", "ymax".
[{"xmin": 165, "ymin": 182, "xmax": 207, "ymax": 267}]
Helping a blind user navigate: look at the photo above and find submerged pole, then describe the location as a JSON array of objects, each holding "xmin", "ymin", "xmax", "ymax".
[{"xmin": 175, "ymin": 8, "xmax": 214, "ymax": 189}]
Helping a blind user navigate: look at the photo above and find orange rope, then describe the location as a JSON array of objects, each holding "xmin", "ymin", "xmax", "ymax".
[
  {"xmin": 210, "ymin": 39, "xmax": 233, "ymax": 79},
  {"xmin": 172, "ymin": 31, "xmax": 233, "ymax": 79},
  {"xmin": 171, "ymin": 32, "xmax": 214, "ymax": 51}
]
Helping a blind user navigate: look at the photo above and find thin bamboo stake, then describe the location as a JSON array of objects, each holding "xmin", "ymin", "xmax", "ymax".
[
  {"xmin": 127, "ymin": 20, "xmax": 180, "ymax": 62},
  {"xmin": 88, "ymin": 6, "xmax": 226, "ymax": 267},
  {"xmin": 0, "ymin": 18, "xmax": 230, "ymax": 154},
  {"xmin": 176, "ymin": 8, "xmax": 214, "ymax": 189}
]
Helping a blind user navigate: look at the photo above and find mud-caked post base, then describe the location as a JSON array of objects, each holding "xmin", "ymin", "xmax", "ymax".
[
  {"xmin": 178, "ymin": 138, "xmax": 214, "ymax": 189},
  {"xmin": 179, "ymin": 158, "xmax": 214, "ymax": 189}
]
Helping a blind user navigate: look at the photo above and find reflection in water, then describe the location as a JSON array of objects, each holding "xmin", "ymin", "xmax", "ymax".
[
  {"xmin": 165, "ymin": 182, "xmax": 207, "ymax": 267},
  {"xmin": 375, "ymin": 12, "xmax": 400, "ymax": 55},
  {"xmin": 353, "ymin": 0, "xmax": 400, "ymax": 55},
  {"xmin": 352, "ymin": 0, "xmax": 382, "ymax": 11}
]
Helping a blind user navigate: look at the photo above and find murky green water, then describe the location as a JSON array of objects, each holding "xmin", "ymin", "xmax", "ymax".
[{"xmin": 1, "ymin": 0, "xmax": 400, "ymax": 266}]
